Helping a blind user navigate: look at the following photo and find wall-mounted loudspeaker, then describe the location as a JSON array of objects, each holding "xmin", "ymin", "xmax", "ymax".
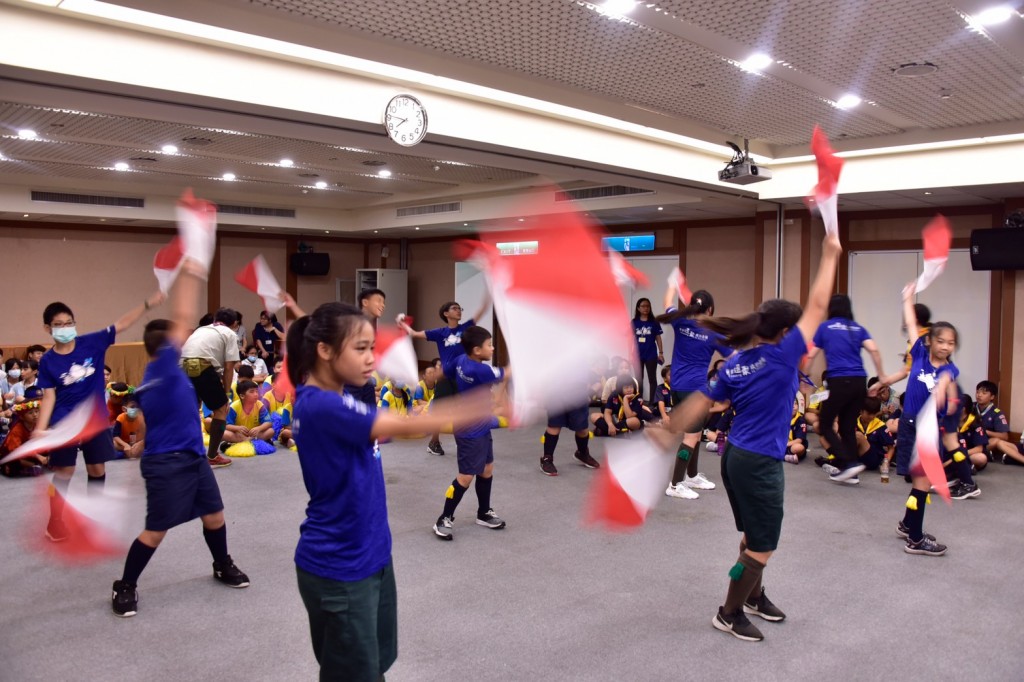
[
  {"xmin": 970, "ymin": 228, "xmax": 1024, "ymax": 271},
  {"xmin": 290, "ymin": 252, "xmax": 330, "ymax": 276}
]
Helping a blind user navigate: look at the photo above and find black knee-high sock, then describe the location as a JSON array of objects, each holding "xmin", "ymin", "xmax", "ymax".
[
  {"xmin": 575, "ymin": 434, "xmax": 590, "ymax": 456},
  {"xmin": 441, "ymin": 479, "xmax": 468, "ymax": 519},
  {"xmin": 203, "ymin": 524, "xmax": 229, "ymax": 563},
  {"xmin": 475, "ymin": 475, "xmax": 493, "ymax": 515},
  {"xmin": 686, "ymin": 444, "xmax": 701, "ymax": 478},
  {"xmin": 738, "ymin": 540, "xmax": 762, "ymax": 597},
  {"xmin": 671, "ymin": 445, "xmax": 692, "ymax": 485},
  {"xmin": 87, "ymin": 474, "xmax": 105, "ymax": 496},
  {"xmin": 206, "ymin": 418, "xmax": 227, "ymax": 459},
  {"xmin": 49, "ymin": 476, "xmax": 71, "ymax": 522},
  {"xmin": 723, "ymin": 552, "xmax": 765, "ymax": 614},
  {"xmin": 121, "ymin": 539, "xmax": 157, "ymax": 585},
  {"xmin": 543, "ymin": 432, "xmax": 559, "ymax": 458},
  {"xmin": 952, "ymin": 448, "xmax": 974, "ymax": 485},
  {"xmin": 905, "ymin": 489, "xmax": 929, "ymax": 542}
]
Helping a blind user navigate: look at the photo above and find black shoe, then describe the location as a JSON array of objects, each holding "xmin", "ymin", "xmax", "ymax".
[
  {"xmin": 904, "ymin": 536, "xmax": 947, "ymax": 556},
  {"xmin": 895, "ymin": 521, "xmax": 935, "ymax": 541},
  {"xmin": 218, "ymin": 440, "xmax": 231, "ymax": 454},
  {"xmin": 574, "ymin": 450, "xmax": 600, "ymax": 469},
  {"xmin": 112, "ymin": 580, "xmax": 138, "ymax": 618},
  {"xmin": 427, "ymin": 441, "xmax": 445, "ymax": 456},
  {"xmin": 813, "ymin": 456, "xmax": 827, "ymax": 468},
  {"xmin": 950, "ymin": 482, "xmax": 980, "ymax": 500},
  {"xmin": 540, "ymin": 457, "xmax": 558, "ymax": 476},
  {"xmin": 212, "ymin": 555, "xmax": 250, "ymax": 588},
  {"xmin": 743, "ymin": 587, "xmax": 786, "ymax": 622},
  {"xmin": 712, "ymin": 607, "xmax": 763, "ymax": 641}
]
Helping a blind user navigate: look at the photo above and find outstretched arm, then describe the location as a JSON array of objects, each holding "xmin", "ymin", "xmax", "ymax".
[
  {"xmin": 113, "ymin": 291, "xmax": 166, "ymax": 334},
  {"xmin": 662, "ymin": 280, "xmax": 676, "ymax": 313},
  {"xmin": 796, "ymin": 233, "xmax": 842, "ymax": 343},
  {"xmin": 169, "ymin": 260, "xmax": 206, "ymax": 347},
  {"xmin": 469, "ymin": 295, "xmax": 492, "ymax": 325}
]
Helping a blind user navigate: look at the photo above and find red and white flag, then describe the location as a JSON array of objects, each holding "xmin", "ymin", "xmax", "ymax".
[
  {"xmin": 806, "ymin": 126, "xmax": 844, "ymax": 237},
  {"xmin": 153, "ymin": 237, "xmax": 184, "ymax": 295},
  {"xmin": 0, "ymin": 396, "xmax": 108, "ymax": 465},
  {"xmin": 667, "ymin": 266, "xmax": 693, "ymax": 305},
  {"xmin": 23, "ymin": 482, "xmax": 132, "ymax": 565},
  {"xmin": 374, "ymin": 323, "xmax": 420, "ymax": 389},
  {"xmin": 914, "ymin": 215, "xmax": 952, "ymax": 293},
  {"xmin": 913, "ymin": 395, "xmax": 952, "ymax": 504},
  {"xmin": 176, "ymin": 188, "xmax": 218, "ymax": 273},
  {"xmin": 235, "ymin": 255, "xmax": 286, "ymax": 313},
  {"xmin": 609, "ymin": 250, "xmax": 649, "ymax": 289},
  {"xmin": 585, "ymin": 436, "xmax": 675, "ymax": 530},
  {"xmin": 455, "ymin": 207, "xmax": 636, "ymax": 421}
]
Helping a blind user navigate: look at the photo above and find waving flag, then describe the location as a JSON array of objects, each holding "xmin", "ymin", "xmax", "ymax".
[
  {"xmin": 235, "ymin": 255, "xmax": 286, "ymax": 312},
  {"xmin": 914, "ymin": 215, "xmax": 952, "ymax": 293},
  {"xmin": 805, "ymin": 126, "xmax": 844, "ymax": 237},
  {"xmin": 153, "ymin": 237, "xmax": 184, "ymax": 295},
  {"xmin": 176, "ymin": 188, "xmax": 218, "ymax": 273},
  {"xmin": 668, "ymin": 267, "xmax": 693, "ymax": 305},
  {"xmin": 609, "ymin": 251, "xmax": 649, "ymax": 288},
  {"xmin": 0, "ymin": 397, "xmax": 108, "ymax": 465},
  {"xmin": 375, "ymin": 323, "xmax": 420, "ymax": 389},
  {"xmin": 25, "ymin": 482, "xmax": 132, "ymax": 565},
  {"xmin": 913, "ymin": 395, "xmax": 952, "ymax": 504},
  {"xmin": 455, "ymin": 206, "xmax": 636, "ymax": 422},
  {"xmin": 585, "ymin": 437, "xmax": 674, "ymax": 530}
]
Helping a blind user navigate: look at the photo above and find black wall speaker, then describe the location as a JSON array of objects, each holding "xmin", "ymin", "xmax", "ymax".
[
  {"xmin": 290, "ymin": 252, "xmax": 330, "ymax": 276},
  {"xmin": 970, "ymin": 228, "xmax": 1024, "ymax": 271}
]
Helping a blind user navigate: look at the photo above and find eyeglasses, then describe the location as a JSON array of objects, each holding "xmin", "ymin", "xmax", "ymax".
[
  {"xmin": 50, "ymin": 321, "xmax": 76, "ymax": 329},
  {"xmin": 448, "ymin": 306, "xmax": 463, "ymax": 312}
]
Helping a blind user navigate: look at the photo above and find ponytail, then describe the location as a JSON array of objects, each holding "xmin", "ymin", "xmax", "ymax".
[
  {"xmin": 285, "ymin": 315, "xmax": 313, "ymax": 387},
  {"xmin": 655, "ymin": 289, "xmax": 715, "ymax": 324},
  {"xmin": 701, "ymin": 298, "xmax": 802, "ymax": 348},
  {"xmin": 701, "ymin": 313, "xmax": 762, "ymax": 348},
  {"xmin": 286, "ymin": 302, "xmax": 367, "ymax": 388}
]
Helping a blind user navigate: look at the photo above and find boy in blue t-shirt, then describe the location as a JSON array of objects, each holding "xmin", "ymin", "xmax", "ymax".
[
  {"xmin": 432, "ymin": 326, "xmax": 507, "ymax": 540},
  {"xmin": 403, "ymin": 298, "xmax": 491, "ymax": 392},
  {"xmin": 111, "ymin": 257, "xmax": 249, "ymax": 618}
]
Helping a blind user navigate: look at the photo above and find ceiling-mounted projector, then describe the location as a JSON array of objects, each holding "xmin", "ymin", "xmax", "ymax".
[{"xmin": 718, "ymin": 139, "xmax": 772, "ymax": 185}]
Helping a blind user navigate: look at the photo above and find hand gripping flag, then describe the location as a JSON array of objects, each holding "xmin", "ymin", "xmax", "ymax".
[
  {"xmin": 235, "ymin": 255, "xmax": 286, "ymax": 313},
  {"xmin": 667, "ymin": 267, "xmax": 693, "ymax": 305},
  {"xmin": 375, "ymin": 322, "xmax": 420, "ymax": 390},
  {"xmin": 585, "ymin": 436, "xmax": 675, "ymax": 530},
  {"xmin": 609, "ymin": 250, "xmax": 649, "ymax": 289},
  {"xmin": 913, "ymin": 395, "xmax": 952, "ymax": 504},
  {"xmin": 805, "ymin": 126, "xmax": 844, "ymax": 237},
  {"xmin": 914, "ymin": 215, "xmax": 952, "ymax": 294},
  {"xmin": 0, "ymin": 396, "xmax": 109, "ymax": 465},
  {"xmin": 176, "ymin": 188, "xmax": 218, "ymax": 274},
  {"xmin": 153, "ymin": 237, "xmax": 184, "ymax": 295}
]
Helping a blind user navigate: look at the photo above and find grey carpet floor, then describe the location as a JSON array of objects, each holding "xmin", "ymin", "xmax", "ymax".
[{"xmin": 2, "ymin": 428, "xmax": 1023, "ymax": 681}]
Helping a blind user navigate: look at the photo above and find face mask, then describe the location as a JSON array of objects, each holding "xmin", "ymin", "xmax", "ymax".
[
  {"xmin": 126, "ymin": 408, "xmax": 139, "ymax": 419},
  {"xmin": 8, "ymin": 369, "xmax": 21, "ymax": 379},
  {"xmin": 247, "ymin": 355, "xmax": 257, "ymax": 363},
  {"xmin": 52, "ymin": 327, "xmax": 77, "ymax": 344}
]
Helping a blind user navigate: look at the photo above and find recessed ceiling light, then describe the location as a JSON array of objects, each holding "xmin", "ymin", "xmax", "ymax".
[
  {"xmin": 969, "ymin": 5, "xmax": 1016, "ymax": 27},
  {"xmin": 161, "ymin": 144, "xmax": 178, "ymax": 154},
  {"xmin": 414, "ymin": 226, "xmax": 420, "ymax": 230},
  {"xmin": 657, "ymin": 206, "xmax": 664, "ymax": 211},
  {"xmin": 222, "ymin": 172, "xmax": 236, "ymax": 181},
  {"xmin": 600, "ymin": 0, "xmax": 636, "ymax": 15},
  {"xmin": 517, "ymin": 218, "xmax": 525, "ymax": 222},
  {"xmin": 279, "ymin": 158, "xmax": 294, "ymax": 167},
  {"xmin": 99, "ymin": 218, "xmax": 106, "ymax": 222},
  {"xmin": 18, "ymin": 129, "xmax": 37, "ymax": 140},
  {"xmin": 22, "ymin": 213, "xmax": 29, "ymax": 218},
  {"xmin": 114, "ymin": 161, "xmax": 130, "ymax": 171},
  {"xmin": 324, "ymin": 230, "xmax": 330, "ymax": 234},
  {"xmin": 261, "ymin": 227, "xmax": 266, "ymax": 230},
  {"xmin": 315, "ymin": 181, "xmax": 328, "ymax": 189},
  {"xmin": 374, "ymin": 230, "xmax": 379, "ymax": 234},
  {"xmin": 463, "ymin": 223, "xmax": 469, "ymax": 226},
  {"xmin": 835, "ymin": 94, "xmax": 862, "ymax": 109},
  {"xmin": 893, "ymin": 62, "xmax": 939, "ymax": 77},
  {"xmin": 924, "ymin": 191, "xmax": 933, "ymax": 195},
  {"xmin": 378, "ymin": 169, "xmax": 392, "ymax": 178},
  {"xmin": 739, "ymin": 53, "xmax": 773, "ymax": 72}
]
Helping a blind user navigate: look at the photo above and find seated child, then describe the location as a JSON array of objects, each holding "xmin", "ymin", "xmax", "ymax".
[
  {"xmin": 868, "ymin": 376, "xmax": 900, "ymax": 420},
  {"xmin": 591, "ymin": 376, "xmax": 653, "ymax": 436},
  {"xmin": 600, "ymin": 357, "xmax": 633, "ymax": 403},
  {"xmin": 107, "ymin": 382, "xmax": 133, "ymax": 425},
  {"xmin": 11, "ymin": 359, "xmax": 39, "ymax": 403},
  {"xmin": 886, "ymin": 392, "xmax": 905, "ymax": 435},
  {"xmin": 0, "ymin": 387, "xmax": 48, "ymax": 477},
  {"xmin": 260, "ymin": 358, "xmax": 284, "ymax": 398},
  {"xmin": 220, "ymin": 380, "xmax": 274, "ymax": 448},
  {"xmin": 241, "ymin": 344, "xmax": 269, "ymax": 382},
  {"xmin": 231, "ymin": 365, "xmax": 256, "ymax": 402},
  {"xmin": 957, "ymin": 396, "xmax": 989, "ymax": 472},
  {"xmin": 378, "ymin": 380, "xmax": 411, "ymax": 416},
  {"xmin": 854, "ymin": 396, "xmax": 894, "ymax": 471},
  {"xmin": 803, "ymin": 374, "xmax": 828, "ymax": 436},
  {"xmin": 784, "ymin": 398, "xmax": 809, "ymax": 464},
  {"xmin": 974, "ymin": 380, "xmax": 1019, "ymax": 464},
  {"xmin": 412, "ymin": 365, "xmax": 438, "ymax": 415},
  {"xmin": 112, "ymin": 394, "xmax": 146, "ymax": 459},
  {"xmin": 655, "ymin": 366, "xmax": 673, "ymax": 422}
]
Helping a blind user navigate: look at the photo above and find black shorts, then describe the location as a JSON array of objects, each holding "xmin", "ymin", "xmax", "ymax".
[
  {"xmin": 434, "ymin": 376, "xmax": 457, "ymax": 400},
  {"xmin": 547, "ymin": 405, "xmax": 590, "ymax": 432},
  {"xmin": 142, "ymin": 451, "xmax": 224, "ymax": 531},
  {"xmin": 49, "ymin": 430, "xmax": 116, "ymax": 468},
  {"xmin": 455, "ymin": 433, "xmax": 493, "ymax": 475},
  {"xmin": 895, "ymin": 415, "xmax": 917, "ymax": 476},
  {"xmin": 189, "ymin": 366, "xmax": 229, "ymax": 411},
  {"xmin": 721, "ymin": 444, "xmax": 785, "ymax": 553}
]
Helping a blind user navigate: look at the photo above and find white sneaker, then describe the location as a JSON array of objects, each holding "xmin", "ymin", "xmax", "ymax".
[
  {"xmin": 822, "ymin": 463, "xmax": 840, "ymax": 476},
  {"xmin": 705, "ymin": 442, "xmax": 718, "ymax": 453},
  {"xmin": 684, "ymin": 473, "xmax": 716, "ymax": 490},
  {"xmin": 665, "ymin": 483, "xmax": 699, "ymax": 499}
]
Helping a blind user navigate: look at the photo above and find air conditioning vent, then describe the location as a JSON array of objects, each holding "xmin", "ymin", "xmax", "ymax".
[
  {"xmin": 555, "ymin": 185, "xmax": 654, "ymax": 201},
  {"xmin": 396, "ymin": 201, "xmax": 462, "ymax": 217},
  {"xmin": 217, "ymin": 204, "xmax": 296, "ymax": 218},
  {"xmin": 31, "ymin": 191, "xmax": 144, "ymax": 208}
]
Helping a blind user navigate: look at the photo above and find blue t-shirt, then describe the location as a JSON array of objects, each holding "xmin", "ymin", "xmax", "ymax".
[
  {"xmin": 903, "ymin": 338, "xmax": 958, "ymax": 417},
  {"xmin": 37, "ymin": 326, "xmax": 115, "ymax": 424},
  {"xmin": 136, "ymin": 343, "xmax": 206, "ymax": 458},
  {"xmin": 425, "ymin": 319, "xmax": 475, "ymax": 377},
  {"xmin": 975, "ymin": 404, "xmax": 1009, "ymax": 433},
  {"xmin": 666, "ymin": 310, "xmax": 730, "ymax": 392},
  {"xmin": 453, "ymin": 355, "xmax": 503, "ymax": 438},
  {"xmin": 703, "ymin": 327, "xmax": 806, "ymax": 459},
  {"xmin": 812, "ymin": 317, "xmax": 871, "ymax": 378},
  {"xmin": 632, "ymin": 318, "xmax": 663, "ymax": 362},
  {"xmin": 292, "ymin": 385, "xmax": 388, "ymax": 582}
]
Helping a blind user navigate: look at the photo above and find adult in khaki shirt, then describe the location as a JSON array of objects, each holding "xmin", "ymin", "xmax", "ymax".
[{"xmin": 181, "ymin": 308, "xmax": 240, "ymax": 467}]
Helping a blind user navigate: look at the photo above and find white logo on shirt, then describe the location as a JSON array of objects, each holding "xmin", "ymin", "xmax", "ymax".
[
  {"xmin": 60, "ymin": 359, "xmax": 96, "ymax": 386},
  {"xmin": 443, "ymin": 333, "xmax": 462, "ymax": 348},
  {"xmin": 676, "ymin": 325, "xmax": 709, "ymax": 342},
  {"xmin": 636, "ymin": 325, "xmax": 654, "ymax": 336},
  {"xmin": 915, "ymin": 370, "xmax": 937, "ymax": 391},
  {"xmin": 826, "ymin": 321, "xmax": 861, "ymax": 332},
  {"xmin": 724, "ymin": 357, "xmax": 767, "ymax": 379},
  {"xmin": 341, "ymin": 393, "xmax": 370, "ymax": 415}
]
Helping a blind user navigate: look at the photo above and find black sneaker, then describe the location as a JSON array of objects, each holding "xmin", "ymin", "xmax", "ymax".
[
  {"xmin": 813, "ymin": 456, "xmax": 827, "ymax": 468},
  {"xmin": 433, "ymin": 515, "xmax": 453, "ymax": 540},
  {"xmin": 540, "ymin": 457, "xmax": 558, "ymax": 476},
  {"xmin": 743, "ymin": 587, "xmax": 786, "ymax": 622},
  {"xmin": 219, "ymin": 440, "xmax": 231, "ymax": 454},
  {"xmin": 574, "ymin": 450, "xmax": 600, "ymax": 469},
  {"xmin": 475, "ymin": 508, "xmax": 506, "ymax": 530},
  {"xmin": 895, "ymin": 521, "xmax": 935, "ymax": 541},
  {"xmin": 904, "ymin": 536, "xmax": 947, "ymax": 556},
  {"xmin": 427, "ymin": 441, "xmax": 445, "ymax": 456},
  {"xmin": 950, "ymin": 482, "xmax": 980, "ymax": 500},
  {"xmin": 712, "ymin": 607, "xmax": 764, "ymax": 642},
  {"xmin": 212, "ymin": 555, "xmax": 250, "ymax": 588},
  {"xmin": 112, "ymin": 580, "xmax": 138, "ymax": 618}
]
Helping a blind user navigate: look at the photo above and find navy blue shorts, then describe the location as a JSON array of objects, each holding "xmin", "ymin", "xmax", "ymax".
[
  {"xmin": 48, "ymin": 430, "xmax": 116, "ymax": 468},
  {"xmin": 547, "ymin": 405, "xmax": 590, "ymax": 432},
  {"xmin": 455, "ymin": 433, "xmax": 493, "ymax": 475},
  {"xmin": 894, "ymin": 415, "xmax": 917, "ymax": 476},
  {"xmin": 141, "ymin": 451, "xmax": 224, "ymax": 531}
]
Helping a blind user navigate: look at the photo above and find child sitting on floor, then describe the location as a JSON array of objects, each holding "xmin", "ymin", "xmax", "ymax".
[
  {"xmin": 957, "ymin": 396, "xmax": 989, "ymax": 472},
  {"xmin": 0, "ymin": 387, "xmax": 48, "ymax": 477},
  {"xmin": 591, "ymin": 376, "xmax": 653, "ymax": 436},
  {"xmin": 218, "ymin": 380, "xmax": 274, "ymax": 449},
  {"xmin": 113, "ymin": 394, "xmax": 146, "ymax": 459},
  {"xmin": 107, "ymin": 382, "xmax": 133, "ymax": 425},
  {"xmin": 854, "ymin": 396, "xmax": 893, "ymax": 471},
  {"xmin": 784, "ymin": 398, "xmax": 808, "ymax": 464}
]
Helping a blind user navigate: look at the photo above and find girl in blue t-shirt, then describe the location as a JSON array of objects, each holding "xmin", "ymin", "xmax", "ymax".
[
  {"xmin": 665, "ymin": 232, "xmax": 841, "ymax": 643},
  {"xmin": 286, "ymin": 302, "xmax": 495, "ymax": 682},
  {"xmin": 631, "ymin": 298, "xmax": 664, "ymax": 403}
]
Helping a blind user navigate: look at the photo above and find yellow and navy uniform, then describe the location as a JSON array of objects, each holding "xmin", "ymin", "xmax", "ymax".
[
  {"xmin": 378, "ymin": 381, "xmax": 410, "ymax": 416},
  {"xmin": 228, "ymin": 399, "xmax": 270, "ymax": 429},
  {"xmin": 857, "ymin": 416, "xmax": 894, "ymax": 469}
]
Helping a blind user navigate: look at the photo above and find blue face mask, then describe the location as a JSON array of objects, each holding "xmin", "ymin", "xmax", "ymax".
[
  {"xmin": 52, "ymin": 327, "xmax": 77, "ymax": 344},
  {"xmin": 126, "ymin": 408, "xmax": 139, "ymax": 419},
  {"xmin": 247, "ymin": 355, "xmax": 258, "ymax": 364},
  {"xmin": 7, "ymin": 369, "xmax": 21, "ymax": 379}
]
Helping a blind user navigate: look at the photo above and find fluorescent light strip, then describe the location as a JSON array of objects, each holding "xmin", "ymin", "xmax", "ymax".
[{"xmin": 770, "ymin": 133, "xmax": 1024, "ymax": 165}]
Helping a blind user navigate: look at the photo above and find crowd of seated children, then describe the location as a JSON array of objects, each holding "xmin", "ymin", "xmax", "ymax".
[
  {"xmin": 853, "ymin": 396, "xmax": 894, "ymax": 471},
  {"xmin": 784, "ymin": 397, "xmax": 809, "ymax": 464},
  {"xmin": 240, "ymin": 344, "xmax": 269, "ymax": 382},
  {"xmin": 216, "ymin": 379, "xmax": 274, "ymax": 450},
  {"xmin": 592, "ymin": 376, "xmax": 653, "ymax": 436},
  {"xmin": 107, "ymin": 382, "xmax": 133, "ymax": 425},
  {"xmin": 956, "ymin": 396, "xmax": 989, "ymax": 472},
  {"xmin": 112, "ymin": 393, "xmax": 146, "ymax": 459},
  {"xmin": 974, "ymin": 380, "xmax": 1022, "ymax": 465},
  {"xmin": 0, "ymin": 386, "xmax": 47, "ymax": 477}
]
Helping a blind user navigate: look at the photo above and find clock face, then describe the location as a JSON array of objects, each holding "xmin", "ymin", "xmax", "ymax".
[{"xmin": 384, "ymin": 94, "xmax": 427, "ymax": 147}]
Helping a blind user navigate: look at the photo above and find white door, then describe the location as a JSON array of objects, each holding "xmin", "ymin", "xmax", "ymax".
[{"xmin": 621, "ymin": 255, "xmax": 680, "ymax": 361}]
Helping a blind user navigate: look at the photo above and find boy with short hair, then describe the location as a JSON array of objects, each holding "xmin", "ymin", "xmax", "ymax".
[
  {"xmin": 655, "ymin": 366, "xmax": 674, "ymax": 422},
  {"xmin": 591, "ymin": 377, "xmax": 653, "ymax": 437},
  {"xmin": 432, "ymin": 326, "xmax": 508, "ymax": 540},
  {"xmin": 974, "ymin": 381, "xmax": 1019, "ymax": 464},
  {"xmin": 107, "ymin": 382, "xmax": 133, "ymax": 425},
  {"xmin": 957, "ymin": 396, "xmax": 989, "ymax": 472},
  {"xmin": 25, "ymin": 345, "xmax": 46, "ymax": 363},
  {"xmin": 220, "ymin": 380, "xmax": 275, "ymax": 447},
  {"xmin": 112, "ymin": 394, "xmax": 146, "ymax": 459},
  {"xmin": 854, "ymin": 396, "xmax": 894, "ymax": 471}
]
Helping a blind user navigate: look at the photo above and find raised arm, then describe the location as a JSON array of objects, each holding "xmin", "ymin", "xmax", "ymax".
[
  {"xmin": 662, "ymin": 280, "xmax": 676, "ymax": 312},
  {"xmin": 901, "ymin": 282, "xmax": 919, "ymax": 343},
  {"xmin": 470, "ymin": 295, "xmax": 492, "ymax": 325},
  {"xmin": 796, "ymin": 233, "xmax": 842, "ymax": 343},
  {"xmin": 169, "ymin": 260, "xmax": 205, "ymax": 347},
  {"xmin": 282, "ymin": 293, "xmax": 307, "ymax": 320},
  {"xmin": 113, "ymin": 290, "xmax": 166, "ymax": 334}
]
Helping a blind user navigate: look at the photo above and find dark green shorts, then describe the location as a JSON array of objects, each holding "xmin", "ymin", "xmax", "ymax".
[
  {"xmin": 671, "ymin": 389, "xmax": 695, "ymax": 404},
  {"xmin": 721, "ymin": 444, "xmax": 785, "ymax": 552},
  {"xmin": 434, "ymin": 376, "xmax": 457, "ymax": 400},
  {"xmin": 296, "ymin": 561, "xmax": 398, "ymax": 682}
]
